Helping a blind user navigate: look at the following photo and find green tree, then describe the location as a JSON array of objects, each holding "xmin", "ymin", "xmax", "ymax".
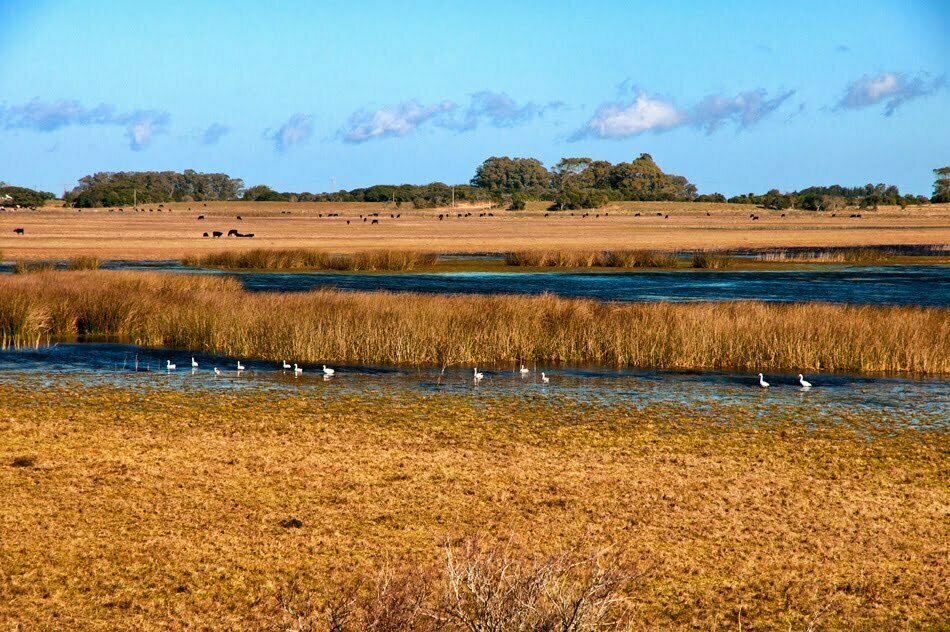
[
  {"xmin": 933, "ymin": 166, "xmax": 950, "ymax": 203},
  {"xmin": 471, "ymin": 157, "xmax": 550, "ymax": 195}
]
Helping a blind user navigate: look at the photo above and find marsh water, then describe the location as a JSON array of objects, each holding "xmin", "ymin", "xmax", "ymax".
[
  {"xmin": 2, "ymin": 343, "xmax": 946, "ymax": 427},
  {"xmin": 3, "ymin": 260, "xmax": 946, "ymax": 306}
]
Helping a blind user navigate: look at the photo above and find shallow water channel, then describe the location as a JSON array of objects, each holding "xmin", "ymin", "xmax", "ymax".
[
  {"xmin": 4, "ymin": 260, "xmax": 945, "ymax": 306},
  {"xmin": 2, "ymin": 343, "xmax": 946, "ymax": 428}
]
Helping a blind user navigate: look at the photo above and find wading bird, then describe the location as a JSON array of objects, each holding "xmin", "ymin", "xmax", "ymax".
[
  {"xmin": 758, "ymin": 373, "xmax": 770, "ymax": 388},
  {"xmin": 541, "ymin": 372, "xmax": 550, "ymax": 384},
  {"xmin": 191, "ymin": 357, "xmax": 198, "ymax": 368},
  {"xmin": 166, "ymin": 360, "xmax": 176, "ymax": 371},
  {"xmin": 294, "ymin": 363, "xmax": 303, "ymax": 376},
  {"xmin": 798, "ymin": 374, "xmax": 812, "ymax": 388},
  {"xmin": 519, "ymin": 364, "xmax": 530, "ymax": 375},
  {"xmin": 214, "ymin": 367, "xmax": 221, "ymax": 376},
  {"xmin": 322, "ymin": 365, "xmax": 335, "ymax": 376},
  {"xmin": 282, "ymin": 360, "xmax": 291, "ymax": 370},
  {"xmin": 237, "ymin": 361, "xmax": 245, "ymax": 371},
  {"xmin": 473, "ymin": 368, "xmax": 484, "ymax": 381}
]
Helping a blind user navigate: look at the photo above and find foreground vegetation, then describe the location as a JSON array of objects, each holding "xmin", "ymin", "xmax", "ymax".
[
  {"xmin": 0, "ymin": 383, "xmax": 945, "ymax": 629},
  {"xmin": 0, "ymin": 270, "xmax": 946, "ymax": 373},
  {"xmin": 183, "ymin": 249, "xmax": 438, "ymax": 271}
]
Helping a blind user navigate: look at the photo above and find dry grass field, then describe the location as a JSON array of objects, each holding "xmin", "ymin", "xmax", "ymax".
[
  {"xmin": 1, "ymin": 201, "xmax": 948, "ymax": 260},
  {"xmin": 0, "ymin": 383, "xmax": 946, "ymax": 629}
]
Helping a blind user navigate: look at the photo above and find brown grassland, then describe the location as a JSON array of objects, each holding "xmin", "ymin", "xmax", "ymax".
[
  {"xmin": 0, "ymin": 383, "xmax": 946, "ymax": 629},
  {"xmin": 1, "ymin": 201, "xmax": 948, "ymax": 260},
  {"xmin": 1, "ymin": 271, "xmax": 947, "ymax": 373}
]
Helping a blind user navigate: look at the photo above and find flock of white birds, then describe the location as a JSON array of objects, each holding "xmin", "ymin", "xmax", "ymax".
[{"xmin": 164, "ymin": 357, "xmax": 815, "ymax": 389}]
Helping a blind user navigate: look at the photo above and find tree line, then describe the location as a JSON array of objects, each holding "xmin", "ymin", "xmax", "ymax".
[{"xmin": 4, "ymin": 162, "xmax": 947, "ymax": 210}]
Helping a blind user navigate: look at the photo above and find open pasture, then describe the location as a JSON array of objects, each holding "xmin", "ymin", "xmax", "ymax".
[{"xmin": 1, "ymin": 201, "xmax": 948, "ymax": 260}]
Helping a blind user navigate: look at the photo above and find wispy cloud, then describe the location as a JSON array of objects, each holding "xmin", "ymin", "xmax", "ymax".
[
  {"xmin": 200, "ymin": 122, "xmax": 230, "ymax": 146},
  {"xmin": 339, "ymin": 92, "xmax": 557, "ymax": 143},
  {"xmin": 0, "ymin": 98, "xmax": 170, "ymax": 150},
  {"xmin": 341, "ymin": 100, "xmax": 455, "ymax": 143},
  {"xmin": 691, "ymin": 89, "xmax": 795, "ymax": 133},
  {"xmin": 574, "ymin": 88, "xmax": 795, "ymax": 140},
  {"xmin": 268, "ymin": 113, "xmax": 313, "ymax": 152},
  {"xmin": 835, "ymin": 71, "xmax": 946, "ymax": 115},
  {"xmin": 444, "ymin": 91, "xmax": 562, "ymax": 131},
  {"xmin": 834, "ymin": 44, "xmax": 850, "ymax": 53}
]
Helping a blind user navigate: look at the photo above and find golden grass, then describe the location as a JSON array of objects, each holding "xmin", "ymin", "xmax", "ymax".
[
  {"xmin": 690, "ymin": 251, "xmax": 733, "ymax": 269},
  {"xmin": 505, "ymin": 249, "xmax": 680, "ymax": 268},
  {"xmin": 2, "ymin": 202, "xmax": 949, "ymax": 260},
  {"xmin": 0, "ymin": 270, "xmax": 946, "ymax": 373},
  {"xmin": 65, "ymin": 255, "xmax": 101, "ymax": 270},
  {"xmin": 183, "ymin": 248, "xmax": 438, "ymax": 271},
  {"xmin": 11, "ymin": 260, "xmax": 55, "ymax": 274},
  {"xmin": 0, "ymin": 383, "xmax": 946, "ymax": 629}
]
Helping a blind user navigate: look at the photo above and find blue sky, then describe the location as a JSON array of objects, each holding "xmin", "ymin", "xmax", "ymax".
[{"xmin": 1, "ymin": 0, "xmax": 947, "ymax": 196}]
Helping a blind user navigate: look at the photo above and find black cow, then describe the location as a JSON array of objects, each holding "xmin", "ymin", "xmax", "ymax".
[
  {"xmin": 13, "ymin": 228, "xmax": 25, "ymax": 235},
  {"xmin": 197, "ymin": 215, "xmax": 205, "ymax": 220},
  {"xmin": 227, "ymin": 229, "xmax": 239, "ymax": 236},
  {"xmin": 212, "ymin": 231, "xmax": 223, "ymax": 238},
  {"xmin": 371, "ymin": 219, "xmax": 379, "ymax": 225},
  {"xmin": 203, "ymin": 232, "xmax": 209, "ymax": 238}
]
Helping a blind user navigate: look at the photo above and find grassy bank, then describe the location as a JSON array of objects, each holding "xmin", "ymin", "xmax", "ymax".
[
  {"xmin": 0, "ymin": 383, "xmax": 946, "ymax": 629},
  {"xmin": 0, "ymin": 270, "xmax": 947, "ymax": 372},
  {"xmin": 183, "ymin": 248, "xmax": 438, "ymax": 271}
]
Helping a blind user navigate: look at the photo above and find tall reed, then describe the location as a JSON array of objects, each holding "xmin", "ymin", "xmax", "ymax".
[
  {"xmin": 505, "ymin": 249, "xmax": 680, "ymax": 268},
  {"xmin": 754, "ymin": 248, "xmax": 890, "ymax": 264},
  {"xmin": 691, "ymin": 252, "xmax": 733, "ymax": 269},
  {"xmin": 0, "ymin": 271, "xmax": 945, "ymax": 373},
  {"xmin": 183, "ymin": 249, "xmax": 438, "ymax": 271},
  {"xmin": 66, "ymin": 256, "xmax": 101, "ymax": 270}
]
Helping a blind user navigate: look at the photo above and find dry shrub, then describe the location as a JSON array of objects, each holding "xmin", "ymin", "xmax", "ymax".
[
  {"xmin": 12, "ymin": 260, "xmax": 55, "ymax": 274},
  {"xmin": 276, "ymin": 537, "xmax": 634, "ymax": 632}
]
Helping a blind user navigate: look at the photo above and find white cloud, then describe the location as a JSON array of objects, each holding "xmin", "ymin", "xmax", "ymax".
[
  {"xmin": 573, "ymin": 93, "xmax": 684, "ymax": 140},
  {"xmin": 341, "ymin": 100, "xmax": 456, "ymax": 143},
  {"xmin": 200, "ymin": 122, "xmax": 230, "ymax": 146},
  {"xmin": 690, "ymin": 89, "xmax": 795, "ymax": 133}
]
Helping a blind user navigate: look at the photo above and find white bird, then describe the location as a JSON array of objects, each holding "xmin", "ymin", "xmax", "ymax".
[
  {"xmin": 519, "ymin": 364, "xmax": 530, "ymax": 375},
  {"xmin": 473, "ymin": 367, "xmax": 484, "ymax": 381},
  {"xmin": 322, "ymin": 365, "xmax": 335, "ymax": 376},
  {"xmin": 798, "ymin": 373, "xmax": 812, "ymax": 388},
  {"xmin": 758, "ymin": 373, "xmax": 770, "ymax": 388},
  {"xmin": 191, "ymin": 357, "xmax": 198, "ymax": 368},
  {"xmin": 237, "ymin": 361, "xmax": 245, "ymax": 371},
  {"xmin": 294, "ymin": 363, "xmax": 303, "ymax": 376},
  {"xmin": 541, "ymin": 372, "xmax": 550, "ymax": 384},
  {"xmin": 282, "ymin": 360, "xmax": 291, "ymax": 370},
  {"xmin": 166, "ymin": 360, "xmax": 176, "ymax": 370},
  {"xmin": 213, "ymin": 367, "xmax": 221, "ymax": 376}
]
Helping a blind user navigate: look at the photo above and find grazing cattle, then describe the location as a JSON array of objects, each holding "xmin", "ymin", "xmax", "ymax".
[
  {"xmin": 656, "ymin": 212, "xmax": 663, "ymax": 217},
  {"xmin": 390, "ymin": 214, "xmax": 394, "ymax": 219},
  {"xmin": 212, "ymin": 231, "xmax": 223, "ymax": 238},
  {"xmin": 439, "ymin": 214, "xmax": 443, "ymax": 220},
  {"xmin": 371, "ymin": 219, "xmax": 379, "ymax": 225},
  {"xmin": 781, "ymin": 213, "xmax": 786, "ymax": 218},
  {"xmin": 706, "ymin": 212, "xmax": 711, "ymax": 216},
  {"xmin": 236, "ymin": 215, "xmax": 242, "ymax": 220},
  {"xmin": 363, "ymin": 217, "xmax": 368, "ymax": 222},
  {"xmin": 197, "ymin": 215, "xmax": 205, "ymax": 220},
  {"xmin": 544, "ymin": 213, "xmax": 549, "ymax": 217},
  {"xmin": 634, "ymin": 212, "xmax": 640, "ymax": 217},
  {"xmin": 346, "ymin": 220, "xmax": 350, "ymax": 225},
  {"xmin": 487, "ymin": 213, "xmax": 493, "ymax": 217},
  {"xmin": 831, "ymin": 213, "xmax": 836, "ymax": 217},
  {"xmin": 203, "ymin": 232, "xmax": 209, "ymax": 238},
  {"xmin": 13, "ymin": 228, "xmax": 24, "ymax": 235},
  {"xmin": 236, "ymin": 233, "xmax": 254, "ymax": 238},
  {"xmin": 664, "ymin": 214, "xmax": 669, "ymax": 219},
  {"xmin": 396, "ymin": 214, "xmax": 400, "ymax": 218},
  {"xmin": 227, "ymin": 229, "xmax": 239, "ymax": 237}
]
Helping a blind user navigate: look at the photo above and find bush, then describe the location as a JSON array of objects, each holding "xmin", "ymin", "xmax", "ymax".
[{"xmin": 508, "ymin": 193, "xmax": 526, "ymax": 211}]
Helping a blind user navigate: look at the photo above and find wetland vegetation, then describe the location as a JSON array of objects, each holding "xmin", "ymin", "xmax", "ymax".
[{"xmin": 0, "ymin": 270, "xmax": 946, "ymax": 373}]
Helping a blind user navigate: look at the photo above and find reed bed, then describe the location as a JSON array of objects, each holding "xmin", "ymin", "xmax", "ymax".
[
  {"xmin": 66, "ymin": 255, "xmax": 101, "ymax": 270},
  {"xmin": 505, "ymin": 249, "xmax": 681, "ymax": 268},
  {"xmin": 183, "ymin": 248, "xmax": 438, "ymax": 271},
  {"xmin": 691, "ymin": 251, "xmax": 734, "ymax": 269},
  {"xmin": 0, "ymin": 270, "xmax": 946, "ymax": 373},
  {"xmin": 12, "ymin": 260, "xmax": 55, "ymax": 274},
  {"xmin": 754, "ymin": 248, "xmax": 892, "ymax": 264}
]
